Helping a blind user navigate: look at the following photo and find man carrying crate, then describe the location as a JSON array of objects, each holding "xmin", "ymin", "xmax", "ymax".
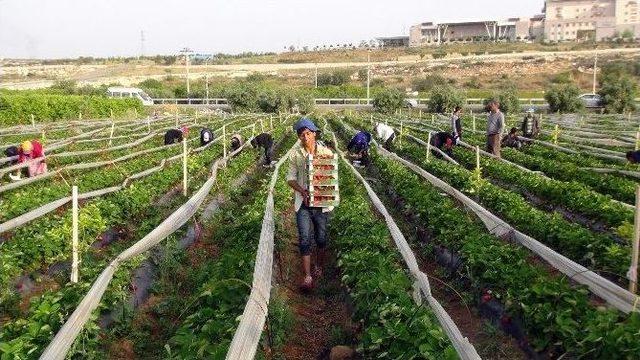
[{"xmin": 287, "ymin": 118, "xmax": 338, "ymax": 290}]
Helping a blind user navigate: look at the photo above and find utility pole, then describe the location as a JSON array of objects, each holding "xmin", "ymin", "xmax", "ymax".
[
  {"xmin": 180, "ymin": 47, "xmax": 193, "ymax": 97},
  {"xmin": 139, "ymin": 30, "xmax": 145, "ymax": 60},
  {"xmin": 366, "ymin": 51, "xmax": 371, "ymax": 104},
  {"xmin": 315, "ymin": 63, "xmax": 318, "ymax": 88},
  {"xmin": 592, "ymin": 52, "xmax": 598, "ymax": 94}
]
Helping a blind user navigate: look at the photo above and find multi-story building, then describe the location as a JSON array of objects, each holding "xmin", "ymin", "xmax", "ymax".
[
  {"xmin": 407, "ymin": 0, "xmax": 638, "ymax": 47},
  {"xmin": 545, "ymin": 0, "xmax": 639, "ymax": 41}
]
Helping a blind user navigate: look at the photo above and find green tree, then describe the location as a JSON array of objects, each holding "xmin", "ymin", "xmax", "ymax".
[
  {"xmin": 544, "ymin": 83, "xmax": 584, "ymax": 113},
  {"xmin": 427, "ymin": 85, "xmax": 465, "ymax": 113},
  {"xmin": 599, "ymin": 76, "xmax": 637, "ymax": 114},
  {"xmin": 372, "ymin": 87, "xmax": 405, "ymax": 114},
  {"xmin": 483, "ymin": 82, "xmax": 520, "ymax": 114}
]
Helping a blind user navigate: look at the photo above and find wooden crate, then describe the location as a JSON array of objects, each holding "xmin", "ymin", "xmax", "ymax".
[{"xmin": 307, "ymin": 153, "xmax": 339, "ymax": 208}]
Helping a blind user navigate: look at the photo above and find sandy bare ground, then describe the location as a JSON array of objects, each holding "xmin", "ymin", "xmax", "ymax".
[{"xmin": 1, "ymin": 47, "xmax": 639, "ymax": 90}]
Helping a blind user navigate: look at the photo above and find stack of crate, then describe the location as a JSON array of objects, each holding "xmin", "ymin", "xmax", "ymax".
[{"xmin": 307, "ymin": 153, "xmax": 339, "ymax": 208}]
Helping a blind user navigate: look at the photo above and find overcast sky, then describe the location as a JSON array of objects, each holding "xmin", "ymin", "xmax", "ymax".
[{"xmin": 0, "ymin": 0, "xmax": 544, "ymax": 59}]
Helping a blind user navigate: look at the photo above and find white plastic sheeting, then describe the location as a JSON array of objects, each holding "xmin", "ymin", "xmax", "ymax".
[
  {"xmin": 39, "ymin": 140, "xmax": 254, "ymax": 360},
  {"xmin": 336, "ymin": 135, "xmax": 481, "ymax": 360},
  {"xmin": 376, "ymin": 146, "xmax": 640, "ymax": 314},
  {"xmin": 225, "ymin": 145, "xmax": 295, "ymax": 360}
]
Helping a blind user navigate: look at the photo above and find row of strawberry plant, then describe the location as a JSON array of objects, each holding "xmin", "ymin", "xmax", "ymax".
[
  {"xmin": 121, "ymin": 128, "xmax": 296, "ymax": 359},
  {"xmin": 328, "ymin": 151, "xmax": 458, "ymax": 358},
  {"xmin": 0, "ymin": 119, "xmax": 282, "ymax": 359},
  {"xmin": 74, "ymin": 126, "xmax": 295, "ymax": 359},
  {"xmin": 447, "ymin": 141, "xmax": 634, "ymax": 234},
  {"xmin": 331, "ymin": 118, "xmax": 640, "ymax": 357},
  {"xmin": 0, "ymin": 117, "xmax": 260, "ymax": 311},
  {"xmin": 0, "ymin": 118, "xmax": 228, "ymax": 220},
  {"xmin": 346, "ymin": 115, "xmax": 630, "ymax": 281}
]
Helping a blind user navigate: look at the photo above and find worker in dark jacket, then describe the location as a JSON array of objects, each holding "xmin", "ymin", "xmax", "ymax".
[
  {"xmin": 450, "ymin": 106, "xmax": 463, "ymax": 144},
  {"xmin": 347, "ymin": 131, "xmax": 372, "ymax": 166},
  {"xmin": 251, "ymin": 133, "xmax": 274, "ymax": 165},
  {"xmin": 3, "ymin": 146, "xmax": 19, "ymax": 166},
  {"xmin": 430, "ymin": 132, "xmax": 455, "ymax": 157},
  {"xmin": 200, "ymin": 128, "xmax": 214, "ymax": 146},
  {"xmin": 626, "ymin": 151, "xmax": 640, "ymax": 164},
  {"xmin": 230, "ymin": 134, "xmax": 243, "ymax": 151},
  {"xmin": 164, "ymin": 126, "xmax": 188, "ymax": 145},
  {"xmin": 502, "ymin": 127, "xmax": 522, "ymax": 149}
]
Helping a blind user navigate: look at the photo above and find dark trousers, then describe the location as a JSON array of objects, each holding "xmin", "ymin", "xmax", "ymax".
[
  {"xmin": 384, "ymin": 134, "xmax": 395, "ymax": 151},
  {"xmin": 296, "ymin": 206, "xmax": 328, "ymax": 256},
  {"xmin": 263, "ymin": 145, "xmax": 274, "ymax": 165}
]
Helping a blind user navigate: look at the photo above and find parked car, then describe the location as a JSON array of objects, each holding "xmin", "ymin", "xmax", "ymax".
[
  {"xmin": 404, "ymin": 99, "xmax": 419, "ymax": 108},
  {"xmin": 107, "ymin": 87, "xmax": 154, "ymax": 106},
  {"xmin": 578, "ymin": 93, "xmax": 603, "ymax": 108}
]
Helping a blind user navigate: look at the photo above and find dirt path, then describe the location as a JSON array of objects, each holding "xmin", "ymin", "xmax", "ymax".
[
  {"xmin": 3, "ymin": 47, "xmax": 638, "ymax": 90},
  {"xmin": 275, "ymin": 205, "xmax": 357, "ymax": 360}
]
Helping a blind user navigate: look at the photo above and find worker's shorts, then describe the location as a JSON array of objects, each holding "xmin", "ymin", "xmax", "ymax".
[{"xmin": 296, "ymin": 205, "xmax": 328, "ymax": 256}]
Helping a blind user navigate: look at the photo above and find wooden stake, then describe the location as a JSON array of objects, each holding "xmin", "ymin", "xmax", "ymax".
[
  {"xmin": 553, "ymin": 124, "xmax": 560, "ymax": 144},
  {"xmin": 630, "ymin": 186, "xmax": 640, "ymax": 293},
  {"xmin": 108, "ymin": 122, "xmax": 115, "ymax": 147},
  {"xmin": 110, "ymin": 109, "xmax": 114, "ymax": 119},
  {"xmin": 71, "ymin": 186, "xmax": 79, "ymax": 283},
  {"xmin": 400, "ymin": 121, "xmax": 403, "ymax": 146},
  {"xmin": 78, "ymin": 112, "xmax": 82, "ymax": 120},
  {"xmin": 194, "ymin": 109, "xmax": 198, "ymax": 125},
  {"xmin": 270, "ymin": 114, "xmax": 273, "ymax": 130},
  {"xmin": 260, "ymin": 119, "xmax": 264, "ymax": 133},
  {"xmin": 476, "ymin": 146, "xmax": 481, "ymax": 173},
  {"xmin": 31, "ymin": 114, "xmax": 35, "ymax": 128},
  {"xmin": 419, "ymin": 109, "xmax": 422, "ymax": 118},
  {"xmin": 147, "ymin": 118, "xmax": 151, "ymax": 133},
  {"xmin": 182, "ymin": 137, "xmax": 188, "ymax": 196},
  {"xmin": 223, "ymin": 124, "xmax": 227, "ymax": 160},
  {"xmin": 472, "ymin": 115, "xmax": 476, "ymax": 132},
  {"xmin": 431, "ymin": 114, "xmax": 435, "ymax": 124},
  {"xmin": 636, "ymin": 131, "xmax": 640, "ymax": 151},
  {"xmin": 134, "ymin": 108, "xmax": 138, "ymax": 119},
  {"xmin": 426, "ymin": 132, "xmax": 432, "ymax": 162}
]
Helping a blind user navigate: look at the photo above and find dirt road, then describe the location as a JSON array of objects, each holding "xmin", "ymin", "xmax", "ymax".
[{"xmin": 2, "ymin": 47, "xmax": 639, "ymax": 90}]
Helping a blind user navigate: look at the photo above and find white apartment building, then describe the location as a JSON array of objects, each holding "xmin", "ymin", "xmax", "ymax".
[{"xmin": 407, "ymin": 0, "xmax": 638, "ymax": 47}]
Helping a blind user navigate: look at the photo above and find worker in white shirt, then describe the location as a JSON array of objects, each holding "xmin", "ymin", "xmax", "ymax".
[{"xmin": 373, "ymin": 122, "xmax": 396, "ymax": 150}]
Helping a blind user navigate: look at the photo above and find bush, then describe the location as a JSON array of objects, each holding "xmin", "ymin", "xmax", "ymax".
[
  {"xmin": 317, "ymin": 70, "xmax": 351, "ymax": 86},
  {"xmin": 411, "ymin": 74, "xmax": 447, "ymax": 92},
  {"xmin": 0, "ymin": 94, "xmax": 144, "ymax": 126},
  {"xmin": 544, "ymin": 83, "xmax": 584, "ymax": 113},
  {"xmin": 599, "ymin": 76, "xmax": 637, "ymax": 114},
  {"xmin": 372, "ymin": 87, "xmax": 405, "ymax": 114},
  {"xmin": 551, "ymin": 72, "xmax": 573, "ymax": 84},
  {"xmin": 427, "ymin": 85, "xmax": 465, "ymax": 113},
  {"xmin": 225, "ymin": 83, "xmax": 259, "ymax": 112},
  {"xmin": 483, "ymin": 83, "xmax": 520, "ymax": 114}
]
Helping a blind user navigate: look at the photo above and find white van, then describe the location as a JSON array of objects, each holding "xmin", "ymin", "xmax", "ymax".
[{"xmin": 107, "ymin": 87, "xmax": 154, "ymax": 106}]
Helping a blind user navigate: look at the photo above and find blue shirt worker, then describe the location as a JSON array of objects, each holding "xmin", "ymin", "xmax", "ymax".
[
  {"xmin": 347, "ymin": 131, "xmax": 372, "ymax": 166},
  {"xmin": 287, "ymin": 117, "xmax": 335, "ymax": 290}
]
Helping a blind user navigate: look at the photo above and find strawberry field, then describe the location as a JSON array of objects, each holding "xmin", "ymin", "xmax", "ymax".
[{"xmin": 0, "ymin": 109, "xmax": 639, "ymax": 360}]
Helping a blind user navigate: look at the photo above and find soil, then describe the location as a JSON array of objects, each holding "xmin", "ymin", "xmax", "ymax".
[{"xmin": 276, "ymin": 205, "xmax": 358, "ymax": 360}]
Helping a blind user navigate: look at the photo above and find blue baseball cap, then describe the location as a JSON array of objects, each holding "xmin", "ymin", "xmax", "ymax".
[{"xmin": 293, "ymin": 117, "xmax": 319, "ymax": 133}]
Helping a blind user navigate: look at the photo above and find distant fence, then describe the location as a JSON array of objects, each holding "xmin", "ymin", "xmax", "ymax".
[{"xmin": 153, "ymin": 97, "xmax": 640, "ymax": 107}]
